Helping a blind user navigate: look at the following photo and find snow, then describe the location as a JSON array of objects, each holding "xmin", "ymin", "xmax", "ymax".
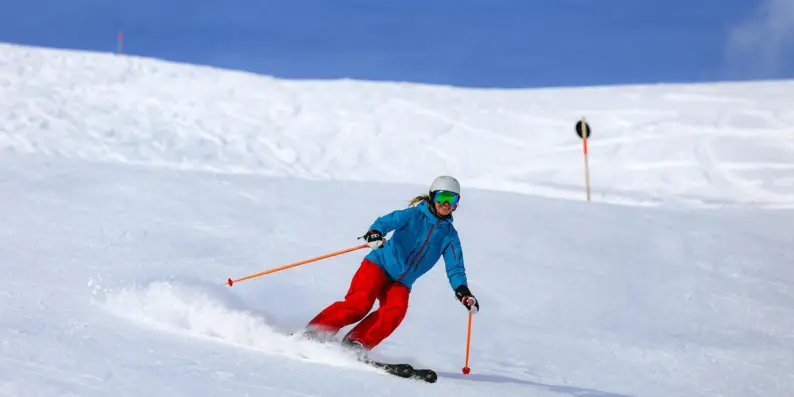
[
  {"xmin": 1, "ymin": 43, "xmax": 793, "ymax": 397},
  {"xmin": 4, "ymin": 44, "xmax": 794, "ymax": 209}
]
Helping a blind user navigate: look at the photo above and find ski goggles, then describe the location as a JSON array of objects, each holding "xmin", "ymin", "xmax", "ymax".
[{"xmin": 433, "ymin": 190, "xmax": 460, "ymax": 206}]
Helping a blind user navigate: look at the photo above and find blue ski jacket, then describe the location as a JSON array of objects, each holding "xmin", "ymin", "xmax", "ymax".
[{"xmin": 364, "ymin": 200, "xmax": 468, "ymax": 291}]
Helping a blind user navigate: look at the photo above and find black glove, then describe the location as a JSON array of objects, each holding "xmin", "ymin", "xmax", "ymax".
[
  {"xmin": 363, "ymin": 229, "xmax": 384, "ymax": 249},
  {"xmin": 455, "ymin": 285, "xmax": 479, "ymax": 314}
]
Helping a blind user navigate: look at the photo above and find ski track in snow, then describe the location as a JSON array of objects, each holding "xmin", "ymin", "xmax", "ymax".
[{"xmin": 0, "ymin": 43, "xmax": 793, "ymax": 397}]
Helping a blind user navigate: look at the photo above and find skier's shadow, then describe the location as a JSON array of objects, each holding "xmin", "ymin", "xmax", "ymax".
[{"xmin": 437, "ymin": 371, "xmax": 636, "ymax": 397}]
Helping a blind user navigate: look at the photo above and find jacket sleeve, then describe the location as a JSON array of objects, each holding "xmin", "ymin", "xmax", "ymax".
[
  {"xmin": 443, "ymin": 229, "xmax": 468, "ymax": 291},
  {"xmin": 368, "ymin": 206, "xmax": 414, "ymax": 235}
]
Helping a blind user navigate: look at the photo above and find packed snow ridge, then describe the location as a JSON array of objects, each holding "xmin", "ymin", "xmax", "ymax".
[{"xmin": 1, "ymin": 43, "xmax": 793, "ymax": 208}]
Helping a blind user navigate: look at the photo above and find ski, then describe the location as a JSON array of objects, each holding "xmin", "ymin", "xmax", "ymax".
[
  {"xmin": 411, "ymin": 368, "xmax": 439, "ymax": 383},
  {"xmin": 367, "ymin": 360, "xmax": 438, "ymax": 383},
  {"xmin": 291, "ymin": 331, "xmax": 438, "ymax": 383}
]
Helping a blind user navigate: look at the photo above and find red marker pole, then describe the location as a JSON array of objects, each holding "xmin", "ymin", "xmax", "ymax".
[
  {"xmin": 576, "ymin": 118, "xmax": 592, "ymax": 202},
  {"xmin": 117, "ymin": 32, "xmax": 123, "ymax": 54}
]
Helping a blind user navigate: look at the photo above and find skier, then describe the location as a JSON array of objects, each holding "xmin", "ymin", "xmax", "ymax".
[{"xmin": 304, "ymin": 175, "xmax": 480, "ymax": 353}]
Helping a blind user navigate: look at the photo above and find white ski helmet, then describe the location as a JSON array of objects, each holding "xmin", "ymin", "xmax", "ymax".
[{"xmin": 429, "ymin": 175, "xmax": 461, "ymax": 195}]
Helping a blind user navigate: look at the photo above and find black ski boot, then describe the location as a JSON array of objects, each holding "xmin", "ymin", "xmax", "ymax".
[{"xmin": 341, "ymin": 338, "xmax": 371, "ymax": 362}]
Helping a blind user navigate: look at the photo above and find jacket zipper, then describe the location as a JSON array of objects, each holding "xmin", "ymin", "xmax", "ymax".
[{"xmin": 396, "ymin": 222, "xmax": 437, "ymax": 283}]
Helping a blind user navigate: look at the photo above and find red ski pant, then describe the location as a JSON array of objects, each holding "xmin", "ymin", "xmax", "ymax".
[{"xmin": 307, "ymin": 259, "xmax": 410, "ymax": 350}]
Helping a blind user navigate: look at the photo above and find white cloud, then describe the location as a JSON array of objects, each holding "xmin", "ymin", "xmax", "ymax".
[{"xmin": 725, "ymin": 0, "xmax": 794, "ymax": 79}]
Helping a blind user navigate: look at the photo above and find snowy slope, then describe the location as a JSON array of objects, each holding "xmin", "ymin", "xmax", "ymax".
[
  {"xmin": 1, "ymin": 44, "xmax": 794, "ymax": 397},
  {"xmin": 3, "ymin": 44, "xmax": 794, "ymax": 209}
]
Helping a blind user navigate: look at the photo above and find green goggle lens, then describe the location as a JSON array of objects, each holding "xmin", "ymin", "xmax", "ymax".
[{"xmin": 433, "ymin": 190, "xmax": 460, "ymax": 206}]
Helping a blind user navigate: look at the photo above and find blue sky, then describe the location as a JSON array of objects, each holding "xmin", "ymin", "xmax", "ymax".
[{"xmin": 1, "ymin": 0, "xmax": 792, "ymax": 88}]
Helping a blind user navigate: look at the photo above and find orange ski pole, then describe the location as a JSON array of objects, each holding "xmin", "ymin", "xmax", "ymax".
[
  {"xmin": 226, "ymin": 243, "xmax": 368, "ymax": 286},
  {"xmin": 462, "ymin": 312, "xmax": 473, "ymax": 374}
]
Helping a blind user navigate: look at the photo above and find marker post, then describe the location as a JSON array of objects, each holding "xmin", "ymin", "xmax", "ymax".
[{"xmin": 575, "ymin": 118, "xmax": 592, "ymax": 202}]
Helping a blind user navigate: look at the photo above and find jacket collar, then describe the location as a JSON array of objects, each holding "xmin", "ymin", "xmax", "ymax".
[{"xmin": 418, "ymin": 200, "xmax": 454, "ymax": 224}]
